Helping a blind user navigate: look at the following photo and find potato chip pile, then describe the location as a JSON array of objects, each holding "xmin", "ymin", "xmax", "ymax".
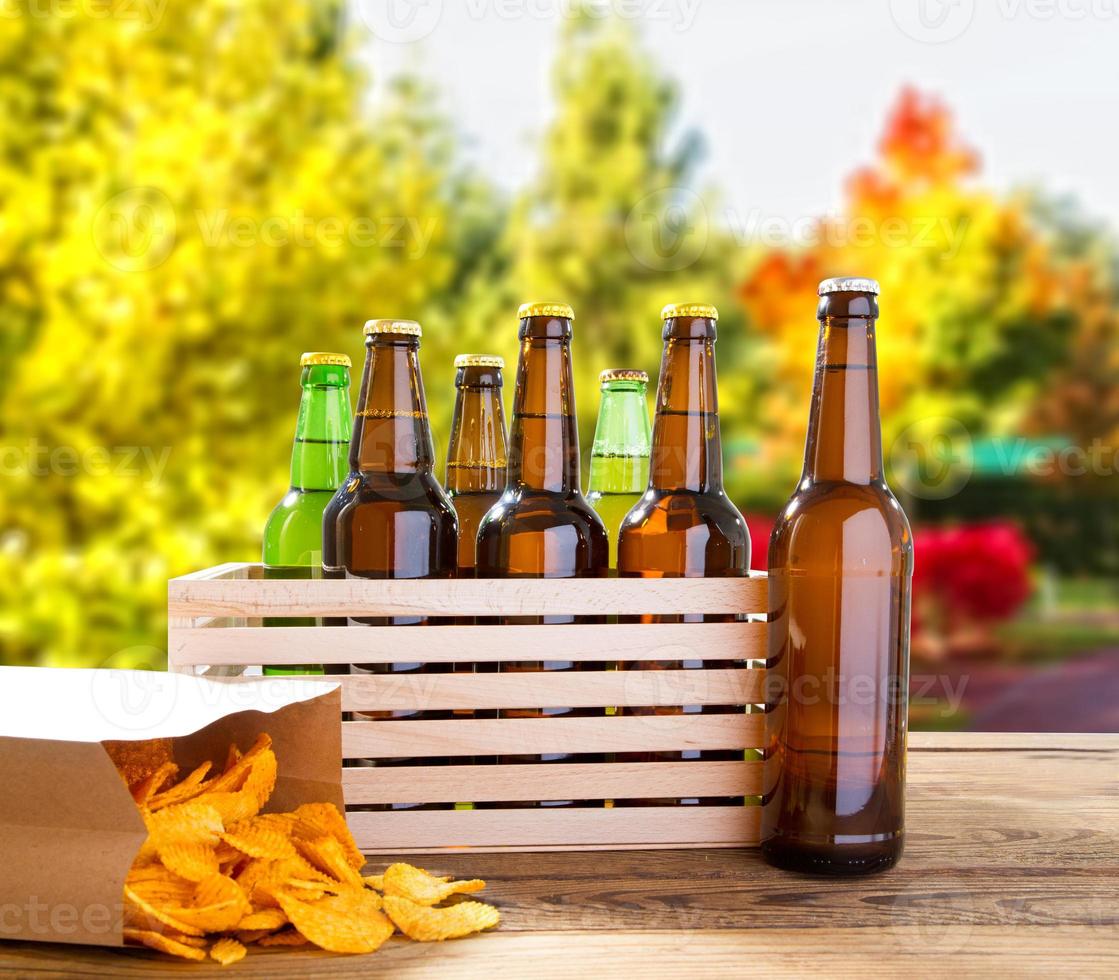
[{"xmin": 107, "ymin": 733, "xmax": 499, "ymax": 964}]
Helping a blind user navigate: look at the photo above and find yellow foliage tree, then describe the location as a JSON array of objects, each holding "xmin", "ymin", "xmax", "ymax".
[{"xmin": 0, "ymin": 1, "xmax": 479, "ymax": 666}]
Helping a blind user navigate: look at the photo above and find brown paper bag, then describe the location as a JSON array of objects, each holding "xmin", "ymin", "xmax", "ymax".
[{"xmin": 0, "ymin": 667, "xmax": 341, "ymax": 948}]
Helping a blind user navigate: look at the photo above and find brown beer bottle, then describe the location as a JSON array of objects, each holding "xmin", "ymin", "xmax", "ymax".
[
  {"xmin": 322, "ymin": 318, "xmax": 458, "ymax": 811},
  {"xmin": 616, "ymin": 304, "xmax": 751, "ymax": 806},
  {"xmin": 445, "ymin": 355, "xmax": 508, "ymax": 573},
  {"xmin": 760, "ymin": 278, "xmax": 913, "ymax": 875},
  {"xmin": 476, "ymin": 303, "xmax": 609, "ymax": 808}
]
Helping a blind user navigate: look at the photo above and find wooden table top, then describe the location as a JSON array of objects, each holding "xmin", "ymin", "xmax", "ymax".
[{"xmin": 3, "ymin": 733, "xmax": 1116, "ymax": 978}]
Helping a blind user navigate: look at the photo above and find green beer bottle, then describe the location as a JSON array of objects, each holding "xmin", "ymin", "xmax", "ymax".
[
  {"xmin": 262, "ymin": 352, "xmax": 353, "ymax": 675},
  {"xmin": 587, "ymin": 369, "xmax": 651, "ymax": 567}
]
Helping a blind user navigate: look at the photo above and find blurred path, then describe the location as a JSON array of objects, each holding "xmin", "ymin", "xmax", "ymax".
[{"xmin": 968, "ymin": 650, "xmax": 1119, "ymax": 732}]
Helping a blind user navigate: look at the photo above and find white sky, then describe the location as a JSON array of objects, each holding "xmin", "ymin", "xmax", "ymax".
[{"xmin": 352, "ymin": 0, "xmax": 1119, "ymax": 231}]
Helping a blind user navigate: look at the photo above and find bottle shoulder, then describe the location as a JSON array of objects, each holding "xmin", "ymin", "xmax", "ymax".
[
  {"xmin": 329, "ymin": 472, "xmax": 457, "ymax": 523},
  {"xmin": 771, "ymin": 480, "xmax": 913, "ymax": 568},
  {"xmin": 477, "ymin": 488, "xmax": 608, "ymax": 541},
  {"xmin": 620, "ymin": 488, "xmax": 748, "ymax": 539}
]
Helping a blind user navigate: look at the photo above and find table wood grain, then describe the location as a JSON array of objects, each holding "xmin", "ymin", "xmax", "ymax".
[{"xmin": 2, "ymin": 733, "xmax": 1116, "ymax": 978}]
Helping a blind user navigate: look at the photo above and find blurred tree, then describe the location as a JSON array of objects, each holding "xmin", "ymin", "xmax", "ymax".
[
  {"xmin": 736, "ymin": 88, "xmax": 1104, "ymax": 498},
  {"xmin": 0, "ymin": 1, "xmax": 490, "ymax": 666},
  {"xmin": 449, "ymin": 13, "xmax": 753, "ymax": 479}
]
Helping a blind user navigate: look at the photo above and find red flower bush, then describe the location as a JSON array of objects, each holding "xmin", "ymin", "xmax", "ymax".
[
  {"xmin": 915, "ymin": 522, "xmax": 1034, "ymax": 622},
  {"xmin": 745, "ymin": 514, "xmax": 775, "ymax": 571}
]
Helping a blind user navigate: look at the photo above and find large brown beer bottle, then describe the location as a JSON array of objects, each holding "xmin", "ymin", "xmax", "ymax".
[
  {"xmin": 616, "ymin": 304, "xmax": 751, "ymax": 806},
  {"xmin": 446, "ymin": 355, "xmax": 508, "ymax": 574},
  {"xmin": 476, "ymin": 303, "xmax": 609, "ymax": 808},
  {"xmin": 761, "ymin": 278, "xmax": 913, "ymax": 875},
  {"xmin": 322, "ymin": 318, "xmax": 458, "ymax": 811}
]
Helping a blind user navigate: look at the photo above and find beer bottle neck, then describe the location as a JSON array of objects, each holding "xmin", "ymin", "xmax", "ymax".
[
  {"xmin": 446, "ymin": 374, "xmax": 508, "ymax": 493},
  {"xmin": 649, "ymin": 332, "xmax": 724, "ymax": 493},
  {"xmin": 508, "ymin": 332, "xmax": 581, "ymax": 494},
  {"xmin": 590, "ymin": 382, "xmax": 650, "ymax": 494},
  {"xmin": 291, "ymin": 364, "xmax": 351, "ymax": 492},
  {"xmin": 802, "ymin": 312, "xmax": 884, "ymax": 485},
  {"xmin": 351, "ymin": 339, "xmax": 435, "ymax": 475}
]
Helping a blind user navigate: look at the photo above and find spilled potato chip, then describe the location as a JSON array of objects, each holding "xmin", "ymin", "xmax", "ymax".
[
  {"xmin": 384, "ymin": 895, "xmax": 501, "ymax": 942},
  {"xmin": 383, "ymin": 863, "xmax": 486, "ymax": 906},
  {"xmin": 111, "ymin": 733, "xmax": 498, "ymax": 965},
  {"xmin": 210, "ymin": 937, "xmax": 248, "ymax": 966}
]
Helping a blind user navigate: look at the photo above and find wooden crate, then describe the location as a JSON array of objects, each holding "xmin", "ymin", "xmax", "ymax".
[{"xmin": 168, "ymin": 563, "xmax": 768, "ymax": 853}]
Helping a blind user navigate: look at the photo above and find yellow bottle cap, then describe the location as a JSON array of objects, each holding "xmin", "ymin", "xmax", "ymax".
[
  {"xmin": 300, "ymin": 352, "xmax": 352, "ymax": 368},
  {"xmin": 454, "ymin": 354, "xmax": 505, "ymax": 369},
  {"xmin": 599, "ymin": 369, "xmax": 649, "ymax": 384},
  {"xmin": 661, "ymin": 303, "xmax": 719, "ymax": 321},
  {"xmin": 363, "ymin": 319, "xmax": 422, "ymax": 337},
  {"xmin": 518, "ymin": 302, "xmax": 574, "ymax": 320}
]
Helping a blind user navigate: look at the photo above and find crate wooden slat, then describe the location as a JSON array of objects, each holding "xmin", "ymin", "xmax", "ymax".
[
  {"xmin": 170, "ymin": 621, "xmax": 765, "ymax": 665},
  {"xmin": 169, "ymin": 573, "xmax": 766, "ymax": 618},
  {"xmin": 341, "ymin": 714, "xmax": 762, "ymax": 757},
  {"xmin": 168, "ymin": 563, "xmax": 769, "ymax": 853},
  {"xmin": 342, "ymin": 761, "xmax": 761, "ymax": 804},
  {"xmin": 345, "ymin": 806, "xmax": 761, "ymax": 852}
]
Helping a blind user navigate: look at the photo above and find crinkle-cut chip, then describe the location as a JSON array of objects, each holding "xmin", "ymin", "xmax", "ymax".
[
  {"xmin": 105, "ymin": 738, "xmax": 175, "ymax": 789},
  {"xmin": 166, "ymin": 874, "xmax": 251, "ymax": 933},
  {"xmin": 202, "ymin": 734, "xmax": 272, "ymax": 796},
  {"xmin": 191, "ymin": 789, "xmax": 258, "ymax": 826},
  {"xmin": 192, "ymin": 749, "xmax": 277, "ymax": 825},
  {"xmin": 125, "ymin": 877, "xmax": 197, "ymax": 909},
  {"xmin": 158, "ymin": 841, "xmax": 220, "ymax": 882},
  {"xmin": 383, "ymin": 896, "xmax": 500, "ymax": 942},
  {"xmin": 258, "ymin": 928, "xmax": 311, "ymax": 947},
  {"xmin": 147, "ymin": 761, "xmax": 213, "ymax": 812},
  {"xmin": 363, "ymin": 874, "xmax": 384, "ymax": 892},
  {"xmin": 295, "ymin": 835, "xmax": 364, "ymax": 886},
  {"xmin": 141, "ymin": 802, "xmax": 224, "ymax": 851},
  {"xmin": 236, "ymin": 928, "xmax": 273, "ymax": 945},
  {"xmin": 383, "ymin": 863, "xmax": 486, "ymax": 906},
  {"xmin": 131, "ymin": 761, "xmax": 179, "ymax": 806},
  {"xmin": 209, "ymin": 937, "xmax": 248, "ymax": 966},
  {"xmin": 240, "ymin": 854, "xmax": 332, "ymax": 908},
  {"xmin": 123, "ymin": 927, "xmax": 207, "ymax": 961},
  {"xmin": 123, "ymin": 885, "xmax": 206, "ymax": 937},
  {"xmin": 165, "ymin": 933, "xmax": 208, "ymax": 948},
  {"xmin": 288, "ymin": 803, "xmax": 364, "ymax": 870},
  {"xmin": 236, "ymin": 907, "xmax": 288, "ymax": 931},
  {"xmin": 223, "ymin": 818, "xmax": 297, "ymax": 861},
  {"xmin": 275, "ymin": 888, "xmax": 394, "ymax": 955},
  {"xmin": 224, "ymin": 744, "xmax": 243, "ymax": 772},
  {"xmin": 127, "ymin": 864, "xmax": 193, "ymax": 888}
]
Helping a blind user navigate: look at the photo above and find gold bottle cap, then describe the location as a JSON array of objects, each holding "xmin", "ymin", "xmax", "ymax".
[
  {"xmin": 363, "ymin": 319, "xmax": 422, "ymax": 337},
  {"xmin": 518, "ymin": 302, "xmax": 574, "ymax": 320},
  {"xmin": 600, "ymin": 368, "xmax": 648, "ymax": 385},
  {"xmin": 300, "ymin": 352, "xmax": 352, "ymax": 368},
  {"xmin": 454, "ymin": 354, "xmax": 505, "ymax": 369},
  {"xmin": 818, "ymin": 277, "xmax": 880, "ymax": 296},
  {"xmin": 661, "ymin": 303, "xmax": 719, "ymax": 321}
]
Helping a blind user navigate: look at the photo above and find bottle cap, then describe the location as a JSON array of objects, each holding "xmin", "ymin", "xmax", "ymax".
[
  {"xmin": 818, "ymin": 277, "xmax": 880, "ymax": 296},
  {"xmin": 363, "ymin": 319, "xmax": 422, "ymax": 337},
  {"xmin": 518, "ymin": 302, "xmax": 574, "ymax": 320},
  {"xmin": 454, "ymin": 354, "xmax": 505, "ymax": 369},
  {"xmin": 300, "ymin": 352, "xmax": 352, "ymax": 368},
  {"xmin": 661, "ymin": 303, "xmax": 718, "ymax": 321},
  {"xmin": 599, "ymin": 369, "xmax": 648, "ymax": 385}
]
